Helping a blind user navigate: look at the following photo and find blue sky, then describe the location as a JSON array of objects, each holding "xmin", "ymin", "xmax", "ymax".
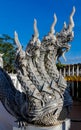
[{"xmin": 0, "ymin": 0, "xmax": 81, "ymax": 63}]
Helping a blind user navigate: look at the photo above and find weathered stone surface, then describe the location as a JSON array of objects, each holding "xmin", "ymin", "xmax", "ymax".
[
  {"xmin": 13, "ymin": 119, "xmax": 70, "ymax": 130},
  {"xmin": 0, "ymin": 7, "xmax": 75, "ymax": 127}
]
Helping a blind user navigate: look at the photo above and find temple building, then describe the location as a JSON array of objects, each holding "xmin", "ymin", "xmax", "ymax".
[{"xmin": 59, "ymin": 63, "xmax": 81, "ymax": 100}]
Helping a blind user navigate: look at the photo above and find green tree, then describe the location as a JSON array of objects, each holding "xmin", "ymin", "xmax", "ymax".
[
  {"xmin": 0, "ymin": 34, "xmax": 16, "ymax": 73},
  {"xmin": 56, "ymin": 62, "xmax": 66, "ymax": 70}
]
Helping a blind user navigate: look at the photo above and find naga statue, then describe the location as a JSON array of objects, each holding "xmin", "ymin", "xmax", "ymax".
[{"xmin": 0, "ymin": 7, "xmax": 75, "ymax": 127}]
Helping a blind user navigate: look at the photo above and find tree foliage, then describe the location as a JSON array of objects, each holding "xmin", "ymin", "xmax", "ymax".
[
  {"xmin": 56, "ymin": 62, "xmax": 66, "ymax": 70},
  {"xmin": 0, "ymin": 34, "xmax": 16, "ymax": 73}
]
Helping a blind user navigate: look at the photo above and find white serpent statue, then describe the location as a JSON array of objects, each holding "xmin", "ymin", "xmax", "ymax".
[{"xmin": 0, "ymin": 7, "xmax": 75, "ymax": 127}]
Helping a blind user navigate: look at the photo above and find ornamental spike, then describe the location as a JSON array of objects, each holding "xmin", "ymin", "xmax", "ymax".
[
  {"xmin": 63, "ymin": 22, "xmax": 67, "ymax": 29},
  {"xmin": 68, "ymin": 6, "xmax": 75, "ymax": 31},
  {"xmin": 33, "ymin": 18, "xmax": 39, "ymax": 39},
  {"xmin": 14, "ymin": 31, "xmax": 22, "ymax": 51},
  {"xmin": 50, "ymin": 13, "xmax": 57, "ymax": 34}
]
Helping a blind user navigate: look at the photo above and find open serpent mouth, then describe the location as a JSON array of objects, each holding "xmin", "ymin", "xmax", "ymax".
[
  {"xmin": 62, "ymin": 44, "xmax": 71, "ymax": 61},
  {"xmin": 29, "ymin": 99, "xmax": 63, "ymax": 117}
]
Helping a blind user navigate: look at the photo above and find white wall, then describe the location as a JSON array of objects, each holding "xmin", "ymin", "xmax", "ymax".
[
  {"xmin": 0, "ymin": 102, "xmax": 17, "ymax": 130},
  {"xmin": 0, "ymin": 74, "xmax": 20, "ymax": 130}
]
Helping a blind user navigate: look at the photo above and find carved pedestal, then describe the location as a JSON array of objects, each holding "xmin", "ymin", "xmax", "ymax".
[{"xmin": 13, "ymin": 119, "xmax": 70, "ymax": 130}]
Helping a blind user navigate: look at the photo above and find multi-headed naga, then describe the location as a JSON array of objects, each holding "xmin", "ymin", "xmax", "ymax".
[{"xmin": 0, "ymin": 7, "xmax": 75, "ymax": 126}]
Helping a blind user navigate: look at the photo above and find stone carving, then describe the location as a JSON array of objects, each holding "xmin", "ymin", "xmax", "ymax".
[
  {"xmin": 0, "ymin": 7, "xmax": 75, "ymax": 127},
  {"xmin": 0, "ymin": 53, "xmax": 4, "ymax": 68}
]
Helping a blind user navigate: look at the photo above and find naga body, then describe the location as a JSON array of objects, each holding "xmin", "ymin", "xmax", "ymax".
[{"xmin": 0, "ymin": 7, "xmax": 75, "ymax": 126}]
